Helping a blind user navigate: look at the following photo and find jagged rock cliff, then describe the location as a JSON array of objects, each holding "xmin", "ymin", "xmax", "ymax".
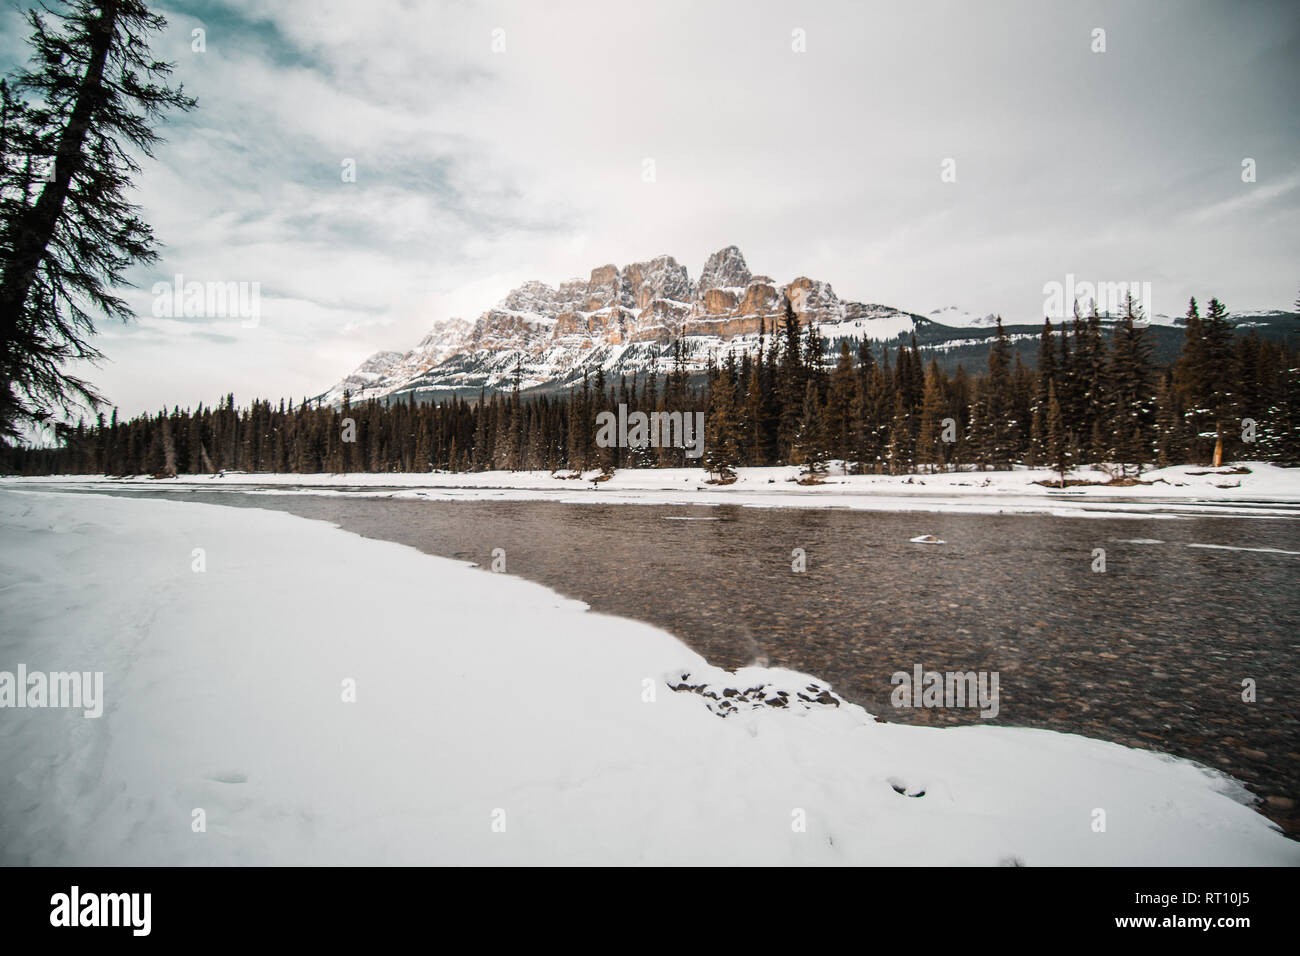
[{"xmin": 321, "ymin": 246, "xmax": 936, "ymax": 404}]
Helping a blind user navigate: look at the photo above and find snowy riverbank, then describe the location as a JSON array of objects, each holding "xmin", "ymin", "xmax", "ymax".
[
  {"xmin": 4, "ymin": 462, "xmax": 1300, "ymax": 519},
  {"xmin": 1, "ymin": 488, "xmax": 1295, "ymax": 864}
]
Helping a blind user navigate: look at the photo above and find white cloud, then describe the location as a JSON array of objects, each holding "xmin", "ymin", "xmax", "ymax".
[{"xmin": 23, "ymin": 0, "xmax": 1295, "ymax": 417}]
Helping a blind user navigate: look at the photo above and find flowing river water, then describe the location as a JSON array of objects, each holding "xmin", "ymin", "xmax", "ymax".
[{"xmin": 45, "ymin": 485, "xmax": 1300, "ymax": 835}]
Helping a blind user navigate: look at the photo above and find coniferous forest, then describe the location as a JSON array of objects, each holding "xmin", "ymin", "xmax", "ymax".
[{"xmin": 6, "ymin": 295, "xmax": 1299, "ymax": 478}]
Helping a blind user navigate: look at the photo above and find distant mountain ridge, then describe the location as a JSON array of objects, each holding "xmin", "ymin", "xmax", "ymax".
[{"xmin": 320, "ymin": 246, "xmax": 1299, "ymax": 404}]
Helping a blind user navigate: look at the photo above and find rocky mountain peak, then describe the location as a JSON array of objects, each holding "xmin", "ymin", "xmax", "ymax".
[
  {"xmin": 584, "ymin": 264, "xmax": 622, "ymax": 311},
  {"xmin": 623, "ymin": 254, "xmax": 692, "ymax": 309},
  {"xmin": 319, "ymin": 246, "xmax": 935, "ymax": 406},
  {"xmin": 496, "ymin": 280, "xmax": 561, "ymax": 314},
  {"xmin": 698, "ymin": 245, "xmax": 751, "ymax": 293}
]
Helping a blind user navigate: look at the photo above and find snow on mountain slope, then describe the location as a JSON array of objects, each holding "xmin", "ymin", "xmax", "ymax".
[{"xmin": 924, "ymin": 305, "xmax": 1002, "ymax": 328}]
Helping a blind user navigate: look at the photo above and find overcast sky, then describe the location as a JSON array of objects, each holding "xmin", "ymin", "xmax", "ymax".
[{"xmin": 3, "ymin": 0, "xmax": 1298, "ymax": 418}]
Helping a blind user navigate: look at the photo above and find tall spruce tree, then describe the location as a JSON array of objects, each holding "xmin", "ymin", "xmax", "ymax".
[
  {"xmin": 1030, "ymin": 318, "xmax": 1058, "ymax": 466},
  {"xmin": 794, "ymin": 377, "xmax": 830, "ymax": 479},
  {"xmin": 915, "ymin": 361, "xmax": 946, "ymax": 474},
  {"xmin": 969, "ymin": 317, "xmax": 1015, "ymax": 468},
  {"xmin": 1201, "ymin": 297, "xmax": 1238, "ymax": 466},
  {"xmin": 1175, "ymin": 295, "xmax": 1238, "ymax": 465},
  {"xmin": 1173, "ymin": 296, "xmax": 1205, "ymax": 454},
  {"xmin": 1045, "ymin": 380, "xmax": 1071, "ymax": 487},
  {"xmin": 1153, "ymin": 372, "xmax": 1185, "ymax": 466},
  {"xmin": 886, "ymin": 388, "xmax": 914, "ymax": 474},
  {"xmin": 0, "ymin": 0, "xmax": 195, "ymax": 441},
  {"xmin": 827, "ymin": 339, "xmax": 856, "ymax": 460},
  {"xmin": 1104, "ymin": 294, "xmax": 1156, "ymax": 474},
  {"xmin": 704, "ymin": 357, "xmax": 742, "ymax": 480},
  {"xmin": 776, "ymin": 297, "xmax": 804, "ymax": 461}
]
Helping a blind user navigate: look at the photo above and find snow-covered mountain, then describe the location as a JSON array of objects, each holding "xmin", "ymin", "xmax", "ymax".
[
  {"xmin": 924, "ymin": 305, "xmax": 1002, "ymax": 328},
  {"xmin": 319, "ymin": 246, "xmax": 932, "ymax": 404},
  {"xmin": 318, "ymin": 247, "xmax": 1298, "ymax": 405}
]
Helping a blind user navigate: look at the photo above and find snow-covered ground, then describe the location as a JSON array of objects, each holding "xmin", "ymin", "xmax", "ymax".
[
  {"xmin": 5, "ymin": 462, "xmax": 1299, "ymax": 520},
  {"xmin": 1, "ymin": 488, "xmax": 1296, "ymax": 865}
]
